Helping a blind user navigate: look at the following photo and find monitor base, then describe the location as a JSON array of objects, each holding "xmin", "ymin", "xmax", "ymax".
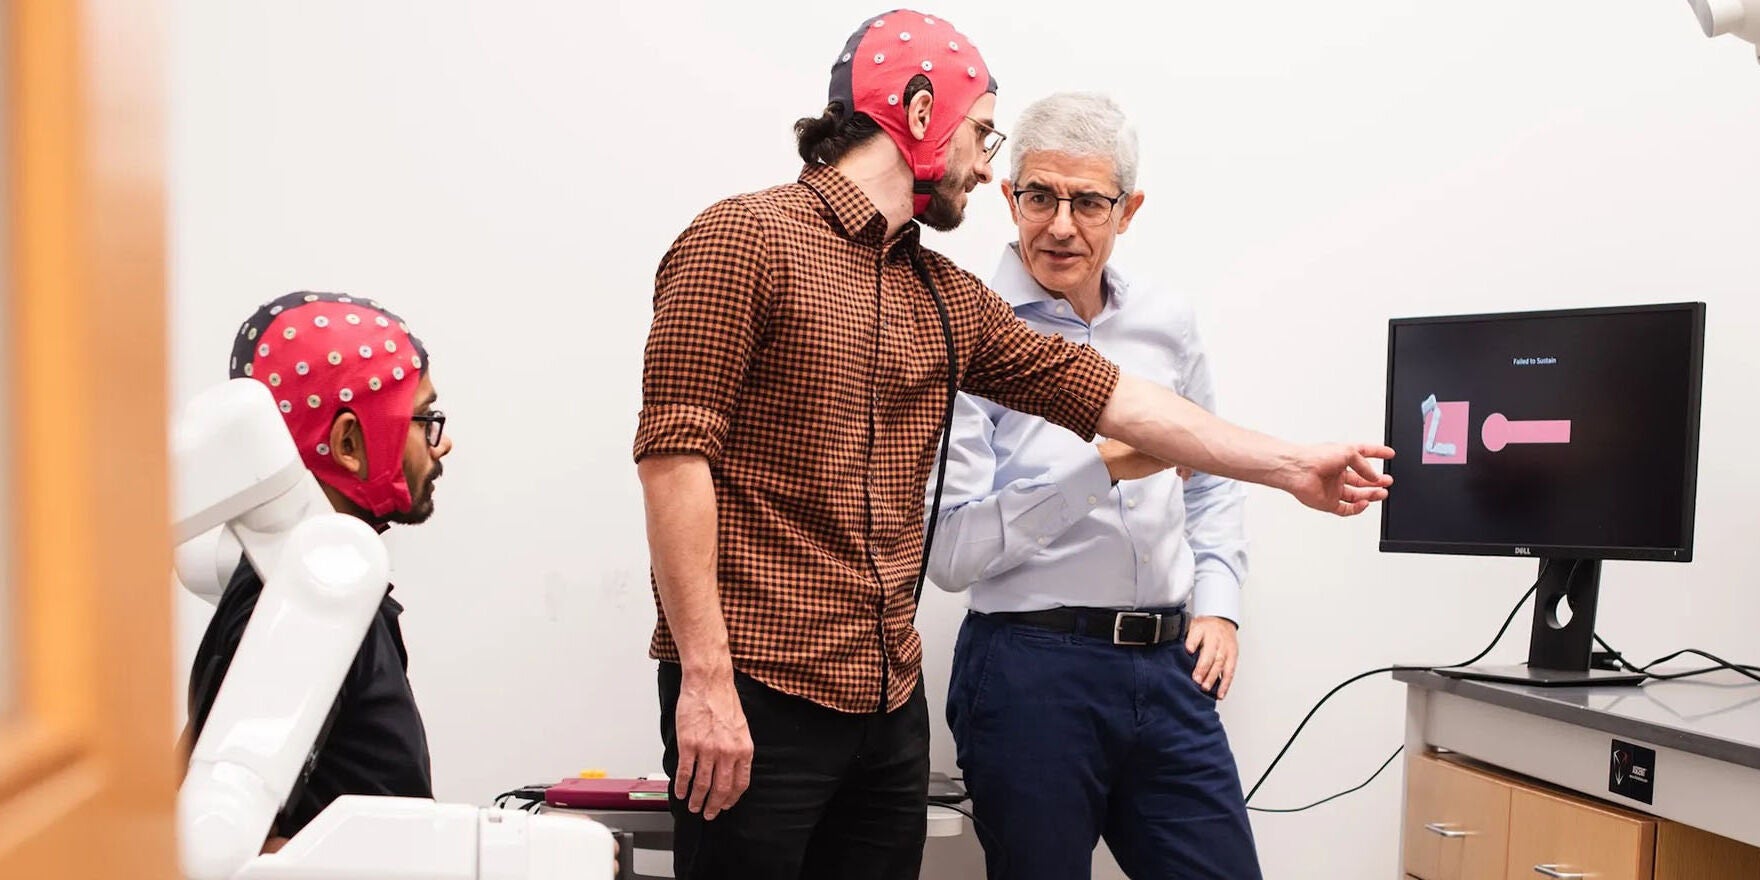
[{"xmin": 1434, "ymin": 664, "xmax": 1646, "ymax": 688}]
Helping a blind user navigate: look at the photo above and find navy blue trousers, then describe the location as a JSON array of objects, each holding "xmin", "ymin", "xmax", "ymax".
[{"xmin": 947, "ymin": 611, "xmax": 1261, "ymax": 880}]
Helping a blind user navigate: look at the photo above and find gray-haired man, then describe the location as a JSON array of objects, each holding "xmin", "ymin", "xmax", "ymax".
[{"xmin": 930, "ymin": 92, "xmax": 1261, "ymax": 879}]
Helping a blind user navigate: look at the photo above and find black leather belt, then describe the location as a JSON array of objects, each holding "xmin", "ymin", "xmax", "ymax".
[{"xmin": 988, "ymin": 606, "xmax": 1188, "ymax": 647}]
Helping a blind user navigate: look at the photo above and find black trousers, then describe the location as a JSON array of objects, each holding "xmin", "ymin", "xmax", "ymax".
[{"xmin": 658, "ymin": 662, "xmax": 929, "ymax": 880}]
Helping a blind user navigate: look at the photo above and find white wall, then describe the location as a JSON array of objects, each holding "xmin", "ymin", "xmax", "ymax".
[{"xmin": 169, "ymin": 2, "xmax": 1760, "ymax": 877}]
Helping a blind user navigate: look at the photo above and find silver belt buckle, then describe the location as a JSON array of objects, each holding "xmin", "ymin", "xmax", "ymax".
[{"xmin": 1112, "ymin": 612, "xmax": 1161, "ymax": 646}]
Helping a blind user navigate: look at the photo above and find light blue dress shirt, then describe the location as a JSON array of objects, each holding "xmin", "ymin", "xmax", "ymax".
[{"xmin": 926, "ymin": 244, "xmax": 1248, "ymax": 622}]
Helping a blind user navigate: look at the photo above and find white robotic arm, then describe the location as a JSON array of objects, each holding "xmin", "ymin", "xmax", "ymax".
[
  {"xmin": 172, "ymin": 372, "xmax": 334, "ymax": 607},
  {"xmin": 176, "ymin": 525, "xmax": 246, "ymax": 605},
  {"xmin": 174, "ymin": 379, "xmax": 613, "ymax": 879},
  {"xmin": 1688, "ymin": 0, "xmax": 1760, "ymax": 61}
]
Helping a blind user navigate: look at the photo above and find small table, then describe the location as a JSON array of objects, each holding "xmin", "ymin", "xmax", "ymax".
[{"xmin": 540, "ymin": 802, "xmax": 968, "ymax": 879}]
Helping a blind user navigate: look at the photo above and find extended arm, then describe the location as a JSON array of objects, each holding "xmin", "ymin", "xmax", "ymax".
[{"xmin": 1096, "ymin": 374, "xmax": 1391, "ymax": 516}]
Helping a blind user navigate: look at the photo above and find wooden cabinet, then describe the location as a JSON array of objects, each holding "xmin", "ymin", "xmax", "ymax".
[
  {"xmin": 1504, "ymin": 787, "xmax": 1653, "ymax": 880},
  {"xmin": 1403, "ymin": 753, "xmax": 1512, "ymax": 880},
  {"xmin": 1403, "ymin": 750, "xmax": 1760, "ymax": 880},
  {"xmin": 1654, "ymin": 821, "xmax": 1760, "ymax": 880}
]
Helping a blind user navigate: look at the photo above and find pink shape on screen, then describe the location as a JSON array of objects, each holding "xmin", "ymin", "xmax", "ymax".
[
  {"xmin": 1422, "ymin": 400, "xmax": 1470, "ymax": 465},
  {"xmin": 1482, "ymin": 412, "xmax": 1572, "ymax": 452}
]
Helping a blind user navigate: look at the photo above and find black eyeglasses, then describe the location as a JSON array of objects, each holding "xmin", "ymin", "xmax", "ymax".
[
  {"xmin": 967, "ymin": 117, "xmax": 1007, "ymax": 162},
  {"xmin": 1012, "ymin": 188, "xmax": 1128, "ymax": 227},
  {"xmin": 409, "ymin": 410, "xmax": 446, "ymax": 447}
]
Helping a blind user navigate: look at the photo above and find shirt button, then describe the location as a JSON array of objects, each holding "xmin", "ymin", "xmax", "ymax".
[
  {"xmin": 1056, "ymin": 304, "xmax": 1068, "ymax": 315},
  {"xmin": 1127, "ymin": 499, "xmax": 1138, "ymax": 509},
  {"xmin": 1140, "ymin": 554, "xmax": 1150, "ymax": 563},
  {"xmin": 1087, "ymin": 495, "xmax": 1098, "ymax": 505},
  {"xmin": 1037, "ymin": 536, "xmax": 1049, "ymax": 546}
]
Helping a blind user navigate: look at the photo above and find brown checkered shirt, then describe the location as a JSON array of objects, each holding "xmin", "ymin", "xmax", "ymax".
[{"xmin": 634, "ymin": 164, "xmax": 1120, "ymax": 713}]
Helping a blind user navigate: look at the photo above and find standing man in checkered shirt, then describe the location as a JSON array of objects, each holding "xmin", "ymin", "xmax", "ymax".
[{"xmin": 633, "ymin": 10, "xmax": 1394, "ymax": 880}]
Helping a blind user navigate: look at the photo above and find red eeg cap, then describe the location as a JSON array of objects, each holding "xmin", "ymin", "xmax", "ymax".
[
  {"xmin": 229, "ymin": 291, "xmax": 429, "ymax": 518},
  {"xmin": 826, "ymin": 10, "xmax": 998, "ymax": 215}
]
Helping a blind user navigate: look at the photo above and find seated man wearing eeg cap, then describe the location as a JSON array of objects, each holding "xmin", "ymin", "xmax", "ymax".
[{"xmin": 185, "ymin": 292, "xmax": 452, "ymax": 853}]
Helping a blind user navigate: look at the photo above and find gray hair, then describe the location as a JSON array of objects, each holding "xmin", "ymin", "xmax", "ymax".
[{"xmin": 1008, "ymin": 92, "xmax": 1140, "ymax": 194}]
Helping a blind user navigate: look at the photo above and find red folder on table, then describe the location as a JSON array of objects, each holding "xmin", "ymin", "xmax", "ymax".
[{"xmin": 545, "ymin": 777, "xmax": 671, "ymax": 811}]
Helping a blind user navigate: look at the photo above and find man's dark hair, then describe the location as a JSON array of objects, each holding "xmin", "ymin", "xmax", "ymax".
[{"xmin": 795, "ymin": 74, "xmax": 933, "ymax": 165}]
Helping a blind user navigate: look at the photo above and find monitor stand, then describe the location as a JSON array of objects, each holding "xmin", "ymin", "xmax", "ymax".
[{"xmin": 1435, "ymin": 558, "xmax": 1646, "ymax": 688}]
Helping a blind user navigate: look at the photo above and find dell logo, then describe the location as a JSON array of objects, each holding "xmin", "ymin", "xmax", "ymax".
[{"xmin": 1514, "ymin": 547, "xmax": 1533, "ymax": 556}]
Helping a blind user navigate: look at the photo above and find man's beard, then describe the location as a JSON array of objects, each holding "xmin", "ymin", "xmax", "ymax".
[
  {"xmin": 383, "ymin": 462, "xmax": 441, "ymax": 525},
  {"xmin": 917, "ymin": 170, "xmax": 972, "ymax": 232}
]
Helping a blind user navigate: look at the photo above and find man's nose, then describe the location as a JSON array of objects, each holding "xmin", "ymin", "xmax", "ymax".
[
  {"xmin": 434, "ymin": 435, "xmax": 454, "ymax": 459},
  {"xmin": 1048, "ymin": 201, "xmax": 1078, "ymax": 237}
]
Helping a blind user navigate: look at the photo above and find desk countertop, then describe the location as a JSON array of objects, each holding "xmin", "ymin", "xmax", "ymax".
[{"xmin": 1395, "ymin": 668, "xmax": 1760, "ymax": 770}]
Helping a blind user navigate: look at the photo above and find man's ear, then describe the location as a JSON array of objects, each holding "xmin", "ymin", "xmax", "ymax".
[
  {"xmin": 1116, "ymin": 190, "xmax": 1147, "ymax": 235},
  {"xmin": 907, "ymin": 89, "xmax": 935, "ymax": 141},
  {"xmin": 328, "ymin": 412, "xmax": 368, "ymax": 479},
  {"xmin": 999, "ymin": 178, "xmax": 1018, "ymax": 223}
]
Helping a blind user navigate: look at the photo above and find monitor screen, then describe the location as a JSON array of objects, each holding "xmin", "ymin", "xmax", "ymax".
[{"xmin": 1380, "ymin": 303, "xmax": 1705, "ymax": 561}]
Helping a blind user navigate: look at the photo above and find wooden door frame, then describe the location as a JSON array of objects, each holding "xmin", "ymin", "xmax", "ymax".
[{"xmin": 0, "ymin": 0, "xmax": 173, "ymax": 875}]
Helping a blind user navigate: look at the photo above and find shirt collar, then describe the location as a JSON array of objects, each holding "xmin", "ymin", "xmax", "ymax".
[
  {"xmin": 991, "ymin": 242, "xmax": 1129, "ymax": 312},
  {"xmin": 800, "ymin": 163, "xmax": 897, "ymax": 248}
]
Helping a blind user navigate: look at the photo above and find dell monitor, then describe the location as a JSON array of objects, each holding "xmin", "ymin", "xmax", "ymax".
[{"xmin": 1381, "ymin": 302, "xmax": 1706, "ymax": 686}]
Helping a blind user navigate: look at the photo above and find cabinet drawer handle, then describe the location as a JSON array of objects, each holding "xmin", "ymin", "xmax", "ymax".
[
  {"xmin": 1424, "ymin": 822, "xmax": 1470, "ymax": 838},
  {"xmin": 1533, "ymin": 866, "xmax": 1587, "ymax": 879}
]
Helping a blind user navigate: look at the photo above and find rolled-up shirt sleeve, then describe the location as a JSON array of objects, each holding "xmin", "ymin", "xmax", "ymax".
[
  {"xmin": 633, "ymin": 198, "xmax": 771, "ymax": 466},
  {"xmin": 956, "ymin": 272, "xmax": 1119, "ymax": 441}
]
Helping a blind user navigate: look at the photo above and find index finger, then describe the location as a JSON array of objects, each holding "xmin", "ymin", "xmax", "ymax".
[
  {"xmin": 673, "ymin": 749, "xmax": 696, "ymax": 800},
  {"xmin": 1358, "ymin": 444, "xmax": 1395, "ymax": 460},
  {"xmin": 1193, "ymin": 642, "xmax": 1217, "ymax": 687}
]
